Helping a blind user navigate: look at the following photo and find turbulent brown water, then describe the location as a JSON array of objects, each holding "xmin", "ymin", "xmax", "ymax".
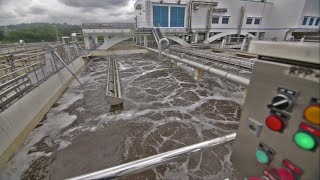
[{"xmin": 0, "ymin": 52, "xmax": 245, "ymax": 180}]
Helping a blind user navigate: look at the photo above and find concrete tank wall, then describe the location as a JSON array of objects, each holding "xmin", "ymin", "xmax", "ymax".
[{"xmin": 0, "ymin": 57, "xmax": 87, "ymax": 166}]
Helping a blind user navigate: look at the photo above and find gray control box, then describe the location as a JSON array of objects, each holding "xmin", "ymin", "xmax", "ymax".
[{"xmin": 231, "ymin": 42, "xmax": 319, "ymax": 180}]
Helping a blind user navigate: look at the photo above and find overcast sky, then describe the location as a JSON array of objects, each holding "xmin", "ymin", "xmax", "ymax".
[{"xmin": 0, "ymin": 0, "xmax": 136, "ymax": 26}]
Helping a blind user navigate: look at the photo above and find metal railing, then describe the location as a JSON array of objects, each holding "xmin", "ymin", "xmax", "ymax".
[
  {"xmin": 0, "ymin": 74, "xmax": 33, "ymax": 109},
  {"xmin": 138, "ymin": 45, "xmax": 250, "ymax": 86},
  {"xmin": 152, "ymin": 23, "xmax": 170, "ymax": 61},
  {"xmin": 0, "ymin": 53, "xmax": 46, "ymax": 83},
  {"xmin": 81, "ymin": 23, "xmax": 135, "ymax": 29},
  {"xmin": 0, "ymin": 42, "xmax": 59, "ymax": 56},
  {"xmin": 170, "ymin": 46, "xmax": 254, "ymax": 71},
  {"xmin": 0, "ymin": 42, "xmax": 88, "ymax": 111},
  {"xmin": 299, "ymin": 35, "xmax": 320, "ymax": 43}
]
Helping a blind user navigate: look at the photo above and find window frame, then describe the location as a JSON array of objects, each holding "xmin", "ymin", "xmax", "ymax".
[
  {"xmin": 170, "ymin": 6, "xmax": 185, "ymax": 27},
  {"xmin": 222, "ymin": 16, "xmax": 230, "ymax": 24},
  {"xmin": 212, "ymin": 16, "xmax": 220, "ymax": 24},
  {"xmin": 302, "ymin": 16, "xmax": 309, "ymax": 25},
  {"xmin": 153, "ymin": 5, "xmax": 169, "ymax": 27},
  {"xmin": 246, "ymin": 17, "xmax": 253, "ymax": 25},
  {"xmin": 254, "ymin": 18, "xmax": 261, "ymax": 25},
  {"xmin": 315, "ymin": 17, "xmax": 320, "ymax": 26},
  {"xmin": 309, "ymin": 17, "xmax": 315, "ymax": 26}
]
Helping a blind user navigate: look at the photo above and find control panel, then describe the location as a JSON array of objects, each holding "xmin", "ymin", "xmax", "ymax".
[{"xmin": 231, "ymin": 41, "xmax": 320, "ymax": 180}]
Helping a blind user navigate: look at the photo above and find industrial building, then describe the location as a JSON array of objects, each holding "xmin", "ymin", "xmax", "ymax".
[{"xmin": 134, "ymin": 0, "xmax": 320, "ymax": 43}]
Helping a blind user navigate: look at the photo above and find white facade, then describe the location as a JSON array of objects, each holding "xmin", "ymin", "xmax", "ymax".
[{"xmin": 134, "ymin": 0, "xmax": 320, "ymax": 43}]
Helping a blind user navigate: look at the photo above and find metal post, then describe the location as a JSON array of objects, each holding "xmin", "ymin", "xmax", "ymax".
[
  {"xmin": 31, "ymin": 64, "xmax": 39, "ymax": 82},
  {"xmin": 49, "ymin": 46, "xmax": 82, "ymax": 85},
  {"xmin": 76, "ymin": 41, "xmax": 93, "ymax": 64}
]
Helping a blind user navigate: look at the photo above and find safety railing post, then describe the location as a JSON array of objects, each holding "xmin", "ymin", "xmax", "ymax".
[{"xmin": 48, "ymin": 45, "xmax": 82, "ymax": 85}]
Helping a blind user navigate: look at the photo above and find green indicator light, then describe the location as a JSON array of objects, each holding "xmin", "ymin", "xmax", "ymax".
[
  {"xmin": 256, "ymin": 150, "xmax": 269, "ymax": 164},
  {"xmin": 294, "ymin": 132, "xmax": 316, "ymax": 150}
]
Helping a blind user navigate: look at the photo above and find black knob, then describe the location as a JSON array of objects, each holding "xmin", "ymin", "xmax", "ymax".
[{"xmin": 268, "ymin": 94, "xmax": 291, "ymax": 110}]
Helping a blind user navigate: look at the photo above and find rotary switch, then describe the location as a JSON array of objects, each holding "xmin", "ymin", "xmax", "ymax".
[{"xmin": 268, "ymin": 94, "xmax": 291, "ymax": 110}]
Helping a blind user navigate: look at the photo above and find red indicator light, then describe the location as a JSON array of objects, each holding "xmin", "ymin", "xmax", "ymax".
[
  {"xmin": 282, "ymin": 159, "xmax": 303, "ymax": 175},
  {"xmin": 266, "ymin": 115, "xmax": 284, "ymax": 131},
  {"xmin": 277, "ymin": 168, "xmax": 295, "ymax": 180},
  {"xmin": 300, "ymin": 123, "xmax": 320, "ymax": 137}
]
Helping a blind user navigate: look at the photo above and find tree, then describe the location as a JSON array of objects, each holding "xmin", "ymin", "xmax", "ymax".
[
  {"xmin": 0, "ymin": 23, "xmax": 81, "ymax": 43},
  {"xmin": 0, "ymin": 30, "xmax": 4, "ymax": 40}
]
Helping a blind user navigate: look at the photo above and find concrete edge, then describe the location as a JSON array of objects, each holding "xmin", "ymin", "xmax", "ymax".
[{"xmin": 0, "ymin": 57, "xmax": 88, "ymax": 167}]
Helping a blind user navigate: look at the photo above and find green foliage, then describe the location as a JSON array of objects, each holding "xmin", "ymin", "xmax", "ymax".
[
  {"xmin": 0, "ymin": 23, "xmax": 81, "ymax": 43},
  {"xmin": 0, "ymin": 30, "xmax": 4, "ymax": 40}
]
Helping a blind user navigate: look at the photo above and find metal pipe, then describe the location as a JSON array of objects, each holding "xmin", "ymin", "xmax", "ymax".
[
  {"xmin": 237, "ymin": 6, "xmax": 245, "ymax": 37},
  {"xmin": 188, "ymin": 0, "xmax": 194, "ymax": 32},
  {"xmin": 67, "ymin": 132, "xmax": 236, "ymax": 180},
  {"xmin": 139, "ymin": 46, "xmax": 250, "ymax": 86},
  {"xmin": 159, "ymin": 38, "xmax": 169, "ymax": 49},
  {"xmin": 106, "ymin": 58, "xmax": 111, "ymax": 96},
  {"xmin": 158, "ymin": 38, "xmax": 170, "ymax": 60},
  {"xmin": 170, "ymin": 47, "xmax": 253, "ymax": 70},
  {"xmin": 112, "ymin": 59, "xmax": 117, "ymax": 97},
  {"xmin": 115, "ymin": 60, "xmax": 122, "ymax": 99},
  {"xmin": 207, "ymin": 8, "xmax": 213, "ymax": 31}
]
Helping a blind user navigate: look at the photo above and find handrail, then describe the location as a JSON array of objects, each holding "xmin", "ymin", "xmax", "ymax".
[
  {"xmin": 137, "ymin": 45, "xmax": 250, "ymax": 86},
  {"xmin": 1, "ymin": 42, "xmax": 84, "ymax": 111},
  {"xmin": 81, "ymin": 23, "xmax": 135, "ymax": 29},
  {"xmin": 152, "ymin": 23, "xmax": 170, "ymax": 61},
  {"xmin": 67, "ymin": 132, "xmax": 236, "ymax": 180},
  {"xmin": 0, "ymin": 61, "xmax": 42, "ymax": 80},
  {"xmin": 170, "ymin": 46, "xmax": 254, "ymax": 70},
  {"xmin": 176, "ymin": 45, "xmax": 254, "ymax": 62},
  {"xmin": 0, "ymin": 74, "xmax": 28, "ymax": 90}
]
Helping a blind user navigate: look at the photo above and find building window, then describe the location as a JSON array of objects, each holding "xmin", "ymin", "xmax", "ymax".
[
  {"xmin": 153, "ymin": 6, "xmax": 169, "ymax": 27},
  {"xmin": 249, "ymin": 32, "xmax": 257, "ymax": 37},
  {"xmin": 170, "ymin": 6, "xmax": 185, "ymax": 27},
  {"xmin": 315, "ymin": 17, "xmax": 320, "ymax": 26},
  {"xmin": 246, "ymin": 18, "xmax": 253, "ymax": 24},
  {"xmin": 254, "ymin": 18, "xmax": 261, "ymax": 25},
  {"xmin": 302, "ymin": 16, "xmax": 308, "ymax": 25},
  {"xmin": 222, "ymin": 16, "xmax": 230, "ymax": 24},
  {"xmin": 212, "ymin": 16, "xmax": 219, "ymax": 24},
  {"xmin": 309, "ymin": 17, "xmax": 315, "ymax": 25}
]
